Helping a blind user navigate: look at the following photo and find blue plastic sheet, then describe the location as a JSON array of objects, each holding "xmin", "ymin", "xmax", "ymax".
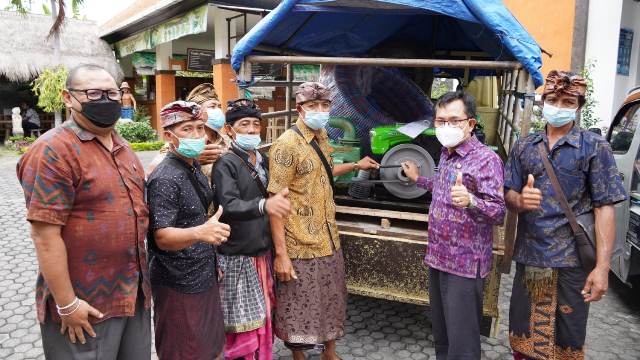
[{"xmin": 231, "ymin": 0, "xmax": 544, "ymax": 86}]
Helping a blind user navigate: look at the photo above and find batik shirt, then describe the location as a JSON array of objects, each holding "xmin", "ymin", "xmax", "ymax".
[
  {"xmin": 267, "ymin": 119, "xmax": 340, "ymax": 259},
  {"xmin": 416, "ymin": 136, "xmax": 506, "ymax": 279},
  {"xmin": 17, "ymin": 119, "xmax": 151, "ymax": 324},
  {"xmin": 505, "ymin": 125, "xmax": 627, "ymax": 268}
]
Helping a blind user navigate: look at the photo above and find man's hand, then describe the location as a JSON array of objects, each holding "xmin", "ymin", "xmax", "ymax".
[
  {"xmin": 451, "ymin": 172, "xmax": 471, "ymax": 208},
  {"xmin": 356, "ymin": 156, "xmax": 380, "ymax": 170},
  {"xmin": 198, "ymin": 144, "xmax": 224, "ymax": 165},
  {"xmin": 519, "ymin": 174, "xmax": 543, "ymax": 211},
  {"xmin": 266, "ymin": 188, "xmax": 291, "ymax": 218},
  {"xmin": 582, "ymin": 266, "xmax": 609, "ymax": 302},
  {"xmin": 196, "ymin": 206, "xmax": 230, "ymax": 245},
  {"xmin": 274, "ymin": 253, "xmax": 298, "ymax": 282},
  {"xmin": 401, "ymin": 161, "xmax": 420, "ymax": 183},
  {"xmin": 60, "ymin": 300, "xmax": 103, "ymax": 344}
]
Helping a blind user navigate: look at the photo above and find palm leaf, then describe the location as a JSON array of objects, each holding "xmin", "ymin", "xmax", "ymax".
[{"xmin": 9, "ymin": 0, "xmax": 27, "ymax": 14}]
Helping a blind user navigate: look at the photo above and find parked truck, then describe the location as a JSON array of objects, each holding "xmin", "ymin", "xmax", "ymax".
[
  {"xmin": 231, "ymin": 0, "xmax": 545, "ymax": 336},
  {"xmin": 607, "ymin": 87, "xmax": 640, "ymax": 287}
]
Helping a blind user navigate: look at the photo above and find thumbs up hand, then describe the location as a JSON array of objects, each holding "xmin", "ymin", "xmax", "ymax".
[
  {"xmin": 212, "ymin": 205, "xmax": 224, "ymax": 222},
  {"xmin": 519, "ymin": 174, "xmax": 543, "ymax": 211},
  {"xmin": 197, "ymin": 206, "xmax": 231, "ymax": 245},
  {"xmin": 266, "ymin": 187, "xmax": 291, "ymax": 218},
  {"xmin": 451, "ymin": 172, "xmax": 471, "ymax": 208}
]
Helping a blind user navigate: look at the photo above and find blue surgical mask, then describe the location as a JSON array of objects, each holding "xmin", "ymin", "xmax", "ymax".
[
  {"xmin": 543, "ymin": 103, "xmax": 577, "ymax": 128},
  {"xmin": 235, "ymin": 133, "xmax": 262, "ymax": 151},
  {"xmin": 303, "ymin": 111, "xmax": 330, "ymax": 130},
  {"xmin": 170, "ymin": 132, "xmax": 206, "ymax": 158},
  {"xmin": 206, "ymin": 108, "xmax": 225, "ymax": 130}
]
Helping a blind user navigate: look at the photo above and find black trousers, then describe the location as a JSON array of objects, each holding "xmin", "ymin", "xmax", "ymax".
[
  {"xmin": 429, "ymin": 267, "xmax": 484, "ymax": 360},
  {"xmin": 22, "ymin": 121, "xmax": 40, "ymax": 136}
]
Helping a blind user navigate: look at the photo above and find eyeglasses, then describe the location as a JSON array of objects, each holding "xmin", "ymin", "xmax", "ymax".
[
  {"xmin": 227, "ymin": 98, "xmax": 260, "ymax": 111},
  {"xmin": 433, "ymin": 118, "xmax": 471, "ymax": 127},
  {"xmin": 68, "ymin": 88, "xmax": 123, "ymax": 101}
]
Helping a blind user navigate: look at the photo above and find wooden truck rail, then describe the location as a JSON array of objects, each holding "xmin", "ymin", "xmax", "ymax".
[{"xmin": 334, "ymin": 199, "xmax": 504, "ymax": 336}]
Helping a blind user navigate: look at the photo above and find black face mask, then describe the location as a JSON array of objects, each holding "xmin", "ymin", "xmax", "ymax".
[{"xmin": 78, "ymin": 97, "xmax": 122, "ymax": 128}]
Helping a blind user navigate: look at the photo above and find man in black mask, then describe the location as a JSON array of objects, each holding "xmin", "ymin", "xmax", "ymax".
[
  {"xmin": 65, "ymin": 66, "xmax": 123, "ymax": 130},
  {"xmin": 17, "ymin": 64, "xmax": 152, "ymax": 359}
]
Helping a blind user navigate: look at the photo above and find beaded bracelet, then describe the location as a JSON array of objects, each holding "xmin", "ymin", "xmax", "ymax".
[
  {"xmin": 58, "ymin": 300, "xmax": 81, "ymax": 316},
  {"xmin": 57, "ymin": 297, "xmax": 80, "ymax": 316},
  {"xmin": 56, "ymin": 297, "xmax": 79, "ymax": 311}
]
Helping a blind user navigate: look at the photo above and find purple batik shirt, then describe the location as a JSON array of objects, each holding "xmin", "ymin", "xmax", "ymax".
[{"xmin": 417, "ymin": 136, "xmax": 506, "ymax": 279}]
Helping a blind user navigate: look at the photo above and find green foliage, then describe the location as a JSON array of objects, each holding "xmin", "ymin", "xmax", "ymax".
[
  {"xmin": 6, "ymin": 0, "xmax": 27, "ymax": 13},
  {"xmin": 71, "ymin": 0, "xmax": 86, "ymax": 19},
  {"xmin": 6, "ymin": 135, "xmax": 37, "ymax": 154},
  {"xmin": 7, "ymin": 1, "xmax": 86, "ymax": 32},
  {"xmin": 116, "ymin": 121, "xmax": 157, "ymax": 143},
  {"xmin": 31, "ymin": 66, "xmax": 68, "ymax": 113},
  {"xmin": 529, "ymin": 106, "xmax": 545, "ymax": 134},
  {"xmin": 130, "ymin": 142, "xmax": 165, "ymax": 152},
  {"xmin": 117, "ymin": 104, "xmax": 157, "ymax": 143},
  {"xmin": 580, "ymin": 60, "xmax": 600, "ymax": 130},
  {"xmin": 431, "ymin": 79, "xmax": 450, "ymax": 100},
  {"xmin": 133, "ymin": 106, "xmax": 152, "ymax": 123}
]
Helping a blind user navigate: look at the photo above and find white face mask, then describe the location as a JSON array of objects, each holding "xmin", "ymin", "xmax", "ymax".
[
  {"xmin": 435, "ymin": 125, "xmax": 465, "ymax": 148},
  {"xmin": 543, "ymin": 103, "xmax": 578, "ymax": 128}
]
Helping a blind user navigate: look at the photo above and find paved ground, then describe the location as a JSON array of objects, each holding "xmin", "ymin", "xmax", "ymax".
[{"xmin": 0, "ymin": 151, "xmax": 639, "ymax": 359}]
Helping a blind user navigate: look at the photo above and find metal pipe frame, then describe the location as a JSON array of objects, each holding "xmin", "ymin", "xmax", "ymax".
[
  {"xmin": 245, "ymin": 55, "xmax": 522, "ymax": 70},
  {"xmin": 285, "ymin": 63, "xmax": 292, "ymax": 128},
  {"xmin": 250, "ymin": 80, "xmax": 305, "ymax": 87},
  {"xmin": 262, "ymin": 109, "xmax": 297, "ymax": 119}
]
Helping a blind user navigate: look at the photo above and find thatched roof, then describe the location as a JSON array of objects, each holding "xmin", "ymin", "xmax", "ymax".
[{"xmin": 0, "ymin": 11, "xmax": 123, "ymax": 83}]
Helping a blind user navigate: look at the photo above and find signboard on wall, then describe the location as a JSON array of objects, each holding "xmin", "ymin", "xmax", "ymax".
[
  {"xmin": 251, "ymin": 63, "xmax": 283, "ymax": 80},
  {"xmin": 116, "ymin": 5, "xmax": 208, "ymax": 57},
  {"xmin": 293, "ymin": 64, "xmax": 320, "ymax": 81},
  {"xmin": 187, "ymin": 48, "xmax": 216, "ymax": 72},
  {"xmin": 617, "ymin": 28, "xmax": 634, "ymax": 76}
]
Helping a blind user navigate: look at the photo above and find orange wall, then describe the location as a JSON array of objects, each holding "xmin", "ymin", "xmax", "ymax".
[
  {"xmin": 503, "ymin": 0, "xmax": 576, "ymax": 81},
  {"xmin": 213, "ymin": 62, "xmax": 239, "ymax": 111},
  {"xmin": 154, "ymin": 72, "xmax": 176, "ymax": 131}
]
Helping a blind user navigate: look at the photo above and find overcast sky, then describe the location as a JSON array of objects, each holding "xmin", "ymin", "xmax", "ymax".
[{"xmin": 1, "ymin": 0, "xmax": 131, "ymax": 25}]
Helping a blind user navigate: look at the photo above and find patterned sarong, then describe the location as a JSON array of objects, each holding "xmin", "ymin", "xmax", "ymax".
[
  {"xmin": 274, "ymin": 249, "xmax": 347, "ymax": 346},
  {"xmin": 223, "ymin": 253, "xmax": 275, "ymax": 360},
  {"xmin": 509, "ymin": 263, "xmax": 589, "ymax": 360},
  {"xmin": 218, "ymin": 254, "xmax": 267, "ymax": 333}
]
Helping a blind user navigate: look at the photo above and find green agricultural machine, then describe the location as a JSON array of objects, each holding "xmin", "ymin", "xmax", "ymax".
[{"xmin": 330, "ymin": 118, "xmax": 491, "ymax": 201}]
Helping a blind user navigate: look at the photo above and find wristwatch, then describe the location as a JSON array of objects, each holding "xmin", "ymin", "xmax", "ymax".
[
  {"xmin": 468, "ymin": 194, "xmax": 477, "ymax": 209},
  {"xmin": 353, "ymin": 162, "xmax": 360, "ymax": 171}
]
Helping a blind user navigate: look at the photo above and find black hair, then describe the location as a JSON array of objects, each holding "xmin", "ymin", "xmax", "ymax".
[
  {"xmin": 435, "ymin": 91, "xmax": 477, "ymax": 119},
  {"xmin": 65, "ymin": 64, "xmax": 113, "ymax": 88},
  {"xmin": 542, "ymin": 93, "xmax": 587, "ymax": 108}
]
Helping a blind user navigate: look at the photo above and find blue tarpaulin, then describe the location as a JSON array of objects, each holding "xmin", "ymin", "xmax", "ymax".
[{"xmin": 231, "ymin": 0, "xmax": 544, "ymax": 86}]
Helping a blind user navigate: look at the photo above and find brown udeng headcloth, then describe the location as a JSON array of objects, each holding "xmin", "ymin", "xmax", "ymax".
[{"xmin": 542, "ymin": 70, "xmax": 587, "ymax": 98}]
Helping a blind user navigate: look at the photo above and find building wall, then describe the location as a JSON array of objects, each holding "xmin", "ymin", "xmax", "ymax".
[
  {"xmin": 585, "ymin": 0, "xmax": 624, "ymax": 127},
  {"xmin": 503, "ymin": 0, "xmax": 576, "ymax": 81},
  {"xmin": 613, "ymin": 0, "xmax": 640, "ymax": 114},
  {"xmin": 172, "ymin": 32, "xmax": 215, "ymax": 54}
]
